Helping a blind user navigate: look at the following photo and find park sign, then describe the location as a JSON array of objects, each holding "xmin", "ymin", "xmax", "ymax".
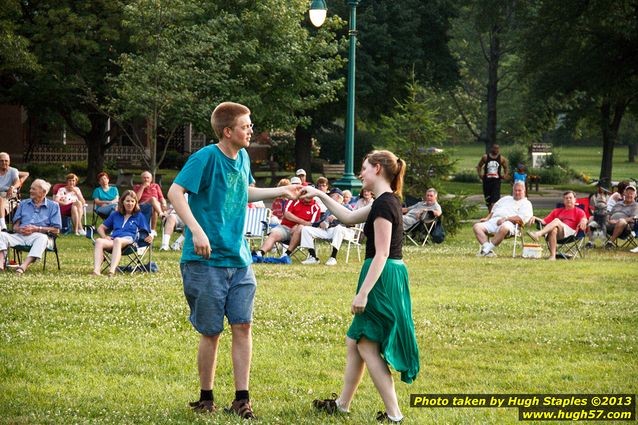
[{"xmin": 530, "ymin": 143, "xmax": 552, "ymax": 168}]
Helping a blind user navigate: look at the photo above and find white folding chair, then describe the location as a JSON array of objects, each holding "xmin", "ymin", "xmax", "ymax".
[
  {"xmin": 344, "ymin": 223, "xmax": 365, "ymax": 263},
  {"xmin": 243, "ymin": 207, "xmax": 271, "ymax": 249}
]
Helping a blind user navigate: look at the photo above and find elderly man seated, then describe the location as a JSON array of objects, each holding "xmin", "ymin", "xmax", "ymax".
[
  {"xmin": 300, "ymin": 188, "xmax": 349, "ymax": 266},
  {"xmin": 134, "ymin": 171, "xmax": 167, "ymax": 235},
  {"xmin": 528, "ymin": 190, "xmax": 587, "ymax": 260},
  {"xmin": 604, "ymin": 183, "xmax": 637, "ymax": 249},
  {"xmin": 0, "ymin": 152, "xmax": 21, "ymax": 231},
  {"xmin": 473, "ymin": 181, "xmax": 533, "ymax": 257},
  {"xmin": 0, "ymin": 179, "xmax": 61, "ymax": 273},
  {"xmin": 402, "ymin": 188, "xmax": 442, "ymax": 229}
]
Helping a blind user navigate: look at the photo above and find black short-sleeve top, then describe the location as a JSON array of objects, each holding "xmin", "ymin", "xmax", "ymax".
[{"xmin": 364, "ymin": 192, "xmax": 404, "ymax": 259}]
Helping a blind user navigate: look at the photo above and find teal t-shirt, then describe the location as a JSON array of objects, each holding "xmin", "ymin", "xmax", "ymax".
[
  {"xmin": 92, "ymin": 185, "xmax": 119, "ymax": 201},
  {"xmin": 174, "ymin": 144, "xmax": 254, "ymax": 267}
]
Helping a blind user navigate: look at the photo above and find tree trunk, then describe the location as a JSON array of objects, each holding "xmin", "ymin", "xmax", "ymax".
[
  {"xmin": 598, "ymin": 97, "xmax": 628, "ymax": 187},
  {"xmin": 83, "ymin": 113, "xmax": 109, "ymax": 185},
  {"xmin": 485, "ymin": 27, "xmax": 500, "ymax": 152},
  {"xmin": 628, "ymin": 143, "xmax": 637, "ymax": 163},
  {"xmin": 294, "ymin": 125, "xmax": 313, "ymax": 182}
]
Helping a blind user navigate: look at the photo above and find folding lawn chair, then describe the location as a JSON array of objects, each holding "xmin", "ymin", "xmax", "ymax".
[
  {"xmin": 554, "ymin": 230, "xmax": 586, "ymax": 259},
  {"xmin": 404, "ymin": 213, "xmax": 439, "ymax": 247},
  {"xmin": 11, "ymin": 232, "xmax": 61, "ymax": 271},
  {"xmin": 243, "ymin": 207, "xmax": 271, "ymax": 250},
  {"xmin": 604, "ymin": 226, "xmax": 637, "ymax": 249},
  {"xmin": 86, "ymin": 226, "xmax": 154, "ymax": 274},
  {"xmin": 343, "ymin": 223, "xmax": 364, "ymax": 263}
]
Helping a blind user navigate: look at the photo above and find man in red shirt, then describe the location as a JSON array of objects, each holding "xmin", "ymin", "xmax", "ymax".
[
  {"xmin": 255, "ymin": 197, "xmax": 320, "ymax": 262},
  {"xmin": 134, "ymin": 171, "xmax": 167, "ymax": 234},
  {"xmin": 528, "ymin": 191, "xmax": 587, "ymax": 260}
]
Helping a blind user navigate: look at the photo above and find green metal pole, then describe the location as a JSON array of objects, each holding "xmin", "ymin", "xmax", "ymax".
[{"xmin": 333, "ymin": 0, "xmax": 362, "ymax": 193}]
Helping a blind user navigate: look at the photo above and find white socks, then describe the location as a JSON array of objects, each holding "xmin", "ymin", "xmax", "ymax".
[
  {"xmin": 0, "ymin": 217, "xmax": 6, "ymax": 230},
  {"xmin": 162, "ymin": 234, "xmax": 171, "ymax": 247}
]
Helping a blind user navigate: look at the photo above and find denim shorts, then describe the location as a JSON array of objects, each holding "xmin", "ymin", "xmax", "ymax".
[{"xmin": 180, "ymin": 262, "xmax": 257, "ymax": 336}]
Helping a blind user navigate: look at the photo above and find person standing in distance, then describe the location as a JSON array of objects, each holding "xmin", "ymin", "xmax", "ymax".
[{"xmin": 477, "ymin": 144, "xmax": 509, "ymax": 213}]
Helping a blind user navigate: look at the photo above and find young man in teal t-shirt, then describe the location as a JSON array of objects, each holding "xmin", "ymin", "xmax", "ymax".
[{"xmin": 168, "ymin": 102, "xmax": 299, "ymax": 419}]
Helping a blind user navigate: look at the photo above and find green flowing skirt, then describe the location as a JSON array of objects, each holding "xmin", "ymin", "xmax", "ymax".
[{"xmin": 347, "ymin": 258, "xmax": 420, "ymax": 384}]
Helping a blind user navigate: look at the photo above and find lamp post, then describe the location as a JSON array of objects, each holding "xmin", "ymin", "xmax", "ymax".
[{"xmin": 310, "ymin": 0, "xmax": 362, "ymax": 193}]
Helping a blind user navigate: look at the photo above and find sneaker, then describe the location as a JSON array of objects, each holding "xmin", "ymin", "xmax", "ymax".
[
  {"xmin": 77, "ymin": 229, "xmax": 87, "ymax": 236},
  {"xmin": 224, "ymin": 398, "xmax": 256, "ymax": 420},
  {"xmin": 325, "ymin": 257, "xmax": 337, "ymax": 266},
  {"xmin": 585, "ymin": 241, "xmax": 594, "ymax": 249},
  {"xmin": 170, "ymin": 241, "xmax": 182, "ymax": 251},
  {"xmin": 189, "ymin": 399, "xmax": 217, "ymax": 413},
  {"xmin": 630, "ymin": 246, "xmax": 638, "ymax": 253},
  {"xmin": 313, "ymin": 393, "xmax": 340, "ymax": 414},
  {"xmin": 483, "ymin": 250, "xmax": 497, "ymax": 258},
  {"xmin": 302, "ymin": 256, "xmax": 321, "ymax": 265},
  {"xmin": 376, "ymin": 411, "xmax": 403, "ymax": 423},
  {"xmin": 605, "ymin": 241, "xmax": 615, "ymax": 249},
  {"xmin": 159, "ymin": 245, "xmax": 170, "ymax": 251},
  {"xmin": 279, "ymin": 255, "xmax": 292, "ymax": 265}
]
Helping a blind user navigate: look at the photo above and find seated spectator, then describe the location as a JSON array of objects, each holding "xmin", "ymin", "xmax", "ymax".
[
  {"xmin": 604, "ymin": 184, "xmax": 637, "ymax": 249},
  {"xmin": 296, "ymin": 168, "xmax": 310, "ymax": 186},
  {"xmin": 300, "ymin": 188, "xmax": 349, "ymax": 266},
  {"xmin": 354, "ymin": 188, "xmax": 374, "ymax": 210},
  {"xmin": 255, "ymin": 196, "xmax": 320, "ymax": 263},
  {"xmin": 0, "ymin": 152, "xmax": 20, "ymax": 230},
  {"xmin": 606, "ymin": 180, "xmax": 628, "ymax": 212},
  {"xmin": 270, "ymin": 178, "xmax": 291, "ymax": 225},
  {"xmin": 160, "ymin": 193, "xmax": 188, "ymax": 251},
  {"xmin": 0, "ymin": 179, "xmax": 61, "ymax": 273},
  {"xmin": 92, "ymin": 190, "xmax": 153, "ymax": 276},
  {"xmin": 92, "ymin": 172, "xmax": 120, "ymax": 220},
  {"xmin": 402, "ymin": 188, "xmax": 442, "ymax": 229},
  {"xmin": 528, "ymin": 190, "xmax": 587, "ymax": 260},
  {"xmin": 342, "ymin": 190, "xmax": 355, "ymax": 210},
  {"xmin": 585, "ymin": 183, "xmax": 609, "ymax": 248},
  {"xmin": 314, "ymin": 176, "xmax": 329, "ymax": 212},
  {"xmin": 473, "ymin": 181, "xmax": 533, "ymax": 257},
  {"xmin": 54, "ymin": 173, "xmax": 87, "ymax": 235},
  {"xmin": 134, "ymin": 171, "xmax": 167, "ymax": 234}
]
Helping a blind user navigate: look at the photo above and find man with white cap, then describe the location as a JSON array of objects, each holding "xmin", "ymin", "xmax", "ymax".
[{"xmin": 296, "ymin": 169, "xmax": 309, "ymax": 186}]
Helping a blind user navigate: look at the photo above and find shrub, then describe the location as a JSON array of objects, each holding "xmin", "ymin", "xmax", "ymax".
[
  {"xmin": 530, "ymin": 166, "xmax": 570, "ymax": 185},
  {"xmin": 507, "ymin": 144, "xmax": 529, "ymax": 171},
  {"xmin": 453, "ymin": 169, "xmax": 480, "ymax": 183}
]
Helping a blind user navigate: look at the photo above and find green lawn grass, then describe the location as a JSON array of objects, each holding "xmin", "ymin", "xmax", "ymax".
[
  {"xmin": 450, "ymin": 144, "xmax": 638, "ymax": 181},
  {"xmin": 1, "ymin": 226, "xmax": 636, "ymax": 424}
]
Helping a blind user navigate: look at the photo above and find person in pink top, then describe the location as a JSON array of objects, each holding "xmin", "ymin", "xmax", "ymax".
[
  {"xmin": 528, "ymin": 191, "xmax": 587, "ymax": 260},
  {"xmin": 134, "ymin": 170, "xmax": 167, "ymax": 233}
]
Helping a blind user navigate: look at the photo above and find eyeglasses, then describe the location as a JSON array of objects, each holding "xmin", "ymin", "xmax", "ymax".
[{"xmin": 237, "ymin": 123, "xmax": 254, "ymax": 131}]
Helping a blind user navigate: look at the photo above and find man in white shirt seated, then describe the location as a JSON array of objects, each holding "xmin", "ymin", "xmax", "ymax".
[
  {"xmin": 473, "ymin": 181, "xmax": 533, "ymax": 257},
  {"xmin": 402, "ymin": 188, "xmax": 442, "ymax": 229}
]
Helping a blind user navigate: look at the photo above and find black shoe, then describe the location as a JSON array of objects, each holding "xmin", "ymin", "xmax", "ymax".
[
  {"xmin": 376, "ymin": 411, "xmax": 403, "ymax": 423},
  {"xmin": 313, "ymin": 393, "xmax": 340, "ymax": 414}
]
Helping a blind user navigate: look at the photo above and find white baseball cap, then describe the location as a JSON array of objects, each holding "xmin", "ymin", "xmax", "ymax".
[
  {"xmin": 296, "ymin": 169, "xmax": 306, "ymax": 176},
  {"xmin": 290, "ymin": 176, "xmax": 302, "ymax": 185}
]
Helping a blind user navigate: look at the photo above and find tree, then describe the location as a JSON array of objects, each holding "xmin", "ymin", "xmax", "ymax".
[
  {"xmin": 109, "ymin": 0, "xmax": 344, "ymax": 176},
  {"xmin": 4, "ymin": 0, "xmax": 129, "ymax": 184},
  {"xmin": 521, "ymin": 0, "xmax": 638, "ymax": 186}
]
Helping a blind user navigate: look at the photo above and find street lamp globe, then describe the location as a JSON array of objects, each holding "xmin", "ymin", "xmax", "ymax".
[{"xmin": 309, "ymin": 0, "xmax": 327, "ymax": 27}]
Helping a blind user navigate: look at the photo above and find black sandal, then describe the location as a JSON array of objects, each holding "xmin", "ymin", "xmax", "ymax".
[
  {"xmin": 313, "ymin": 393, "xmax": 340, "ymax": 414},
  {"xmin": 189, "ymin": 399, "xmax": 216, "ymax": 413},
  {"xmin": 225, "ymin": 398, "xmax": 256, "ymax": 420}
]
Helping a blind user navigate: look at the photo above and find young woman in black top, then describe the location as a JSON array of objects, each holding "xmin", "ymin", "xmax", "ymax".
[{"xmin": 303, "ymin": 150, "xmax": 419, "ymax": 424}]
